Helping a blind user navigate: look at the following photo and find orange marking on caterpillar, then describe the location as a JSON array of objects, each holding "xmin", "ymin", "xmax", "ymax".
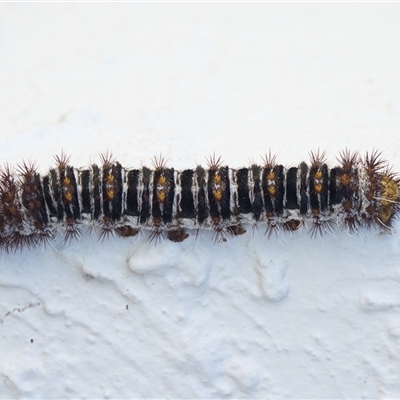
[
  {"xmin": 267, "ymin": 185, "xmax": 276, "ymax": 196},
  {"xmin": 314, "ymin": 183, "xmax": 323, "ymax": 194},
  {"xmin": 156, "ymin": 174, "xmax": 168, "ymax": 203},
  {"xmin": 64, "ymin": 191, "xmax": 73, "ymax": 203},
  {"xmin": 267, "ymin": 170, "xmax": 275, "ymax": 181},
  {"xmin": 314, "ymin": 170, "xmax": 323, "ymax": 180},
  {"xmin": 340, "ymin": 173, "xmax": 350, "ymax": 186},
  {"xmin": 212, "ymin": 173, "xmax": 223, "ymax": 202},
  {"xmin": 106, "ymin": 189, "xmax": 115, "ymax": 201}
]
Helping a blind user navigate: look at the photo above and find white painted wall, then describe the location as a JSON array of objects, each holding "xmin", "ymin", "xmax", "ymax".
[{"xmin": 1, "ymin": 4, "xmax": 400, "ymax": 398}]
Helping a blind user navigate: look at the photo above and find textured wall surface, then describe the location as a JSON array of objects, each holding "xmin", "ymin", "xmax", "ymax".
[{"xmin": 1, "ymin": 3, "xmax": 400, "ymax": 399}]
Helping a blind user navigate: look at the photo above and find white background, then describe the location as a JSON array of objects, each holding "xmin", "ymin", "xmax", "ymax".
[{"xmin": 1, "ymin": 3, "xmax": 400, "ymax": 399}]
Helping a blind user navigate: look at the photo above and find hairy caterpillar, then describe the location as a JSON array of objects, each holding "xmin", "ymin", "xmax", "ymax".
[{"xmin": 0, "ymin": 149, "xmax": 399, "ymax": 251}]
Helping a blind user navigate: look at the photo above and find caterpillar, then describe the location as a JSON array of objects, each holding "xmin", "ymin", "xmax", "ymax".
[{"xmin": 0, "ymin": 149, "xmax": 399, "ymax": 251}]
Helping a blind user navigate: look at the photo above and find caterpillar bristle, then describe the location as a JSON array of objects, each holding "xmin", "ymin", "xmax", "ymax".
[
  {"xmin": 54, "ymin": 151, "xmax": 71, "ymax": 169},
  {"xmin": 6, "ymin": 230, "xmax": 34, "ymax": 253},
  {"xmin": 64, "ymin": 219, "xmax": 82, "ymax": 243},
  {"xmin": 100, "ymin": 151, "xmax": 116, "ymax": 169},
  {"xmin": 262, "ymin": 150, "xmax": 277, "ymax": 169},
  {"xmin": 32, "ymin": 223, "xmax": 56, "ymax": 247},
  {"xmin": 0, "ymin": 164, "xmax": 14, "ymax": 187},
  {"xmin": 265, "ymin": 220, "xmax": 280, "ymax": 239},
  {"xmin": 309, "ymin": 216, "xmax": 334, "ymax": 239},
  {"xmin": 0, "ymin": 167, "xmax": 16, "ymax": 248},
  {"xmin": 207, "ymin": 153, "xmax": 222, "ymax": 171},
  {"xmin": 149, "ymin": 220, "xmax": 165, "ymax": 245},
  {"xmin": 342, "ymin": 214, "xmax": 360, "ymax": 233},
  {"xmin": 16, "ymin": 160, "xmax": 37, "ymax": 177},
  {"xmin": 310, "ymin": 149, "xmax": 327, "ymax": 167},
  {"xmin": 211, "ymin": 220, "xmax": 230, "ymax": 244},
  {"xmin": 152, "ymin": 154, "xmax": 168, "ymax": 171},
  {"xmin": 98, "ymin": 216, "xmax": 115, "ymax": 242},
  {"xmin": 337, "ymin": 149, "xmax": 359, "ymax": 169},
  {"xmin": 365, "ymin": 149, "xmax": 386, "ymax": 173}
]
